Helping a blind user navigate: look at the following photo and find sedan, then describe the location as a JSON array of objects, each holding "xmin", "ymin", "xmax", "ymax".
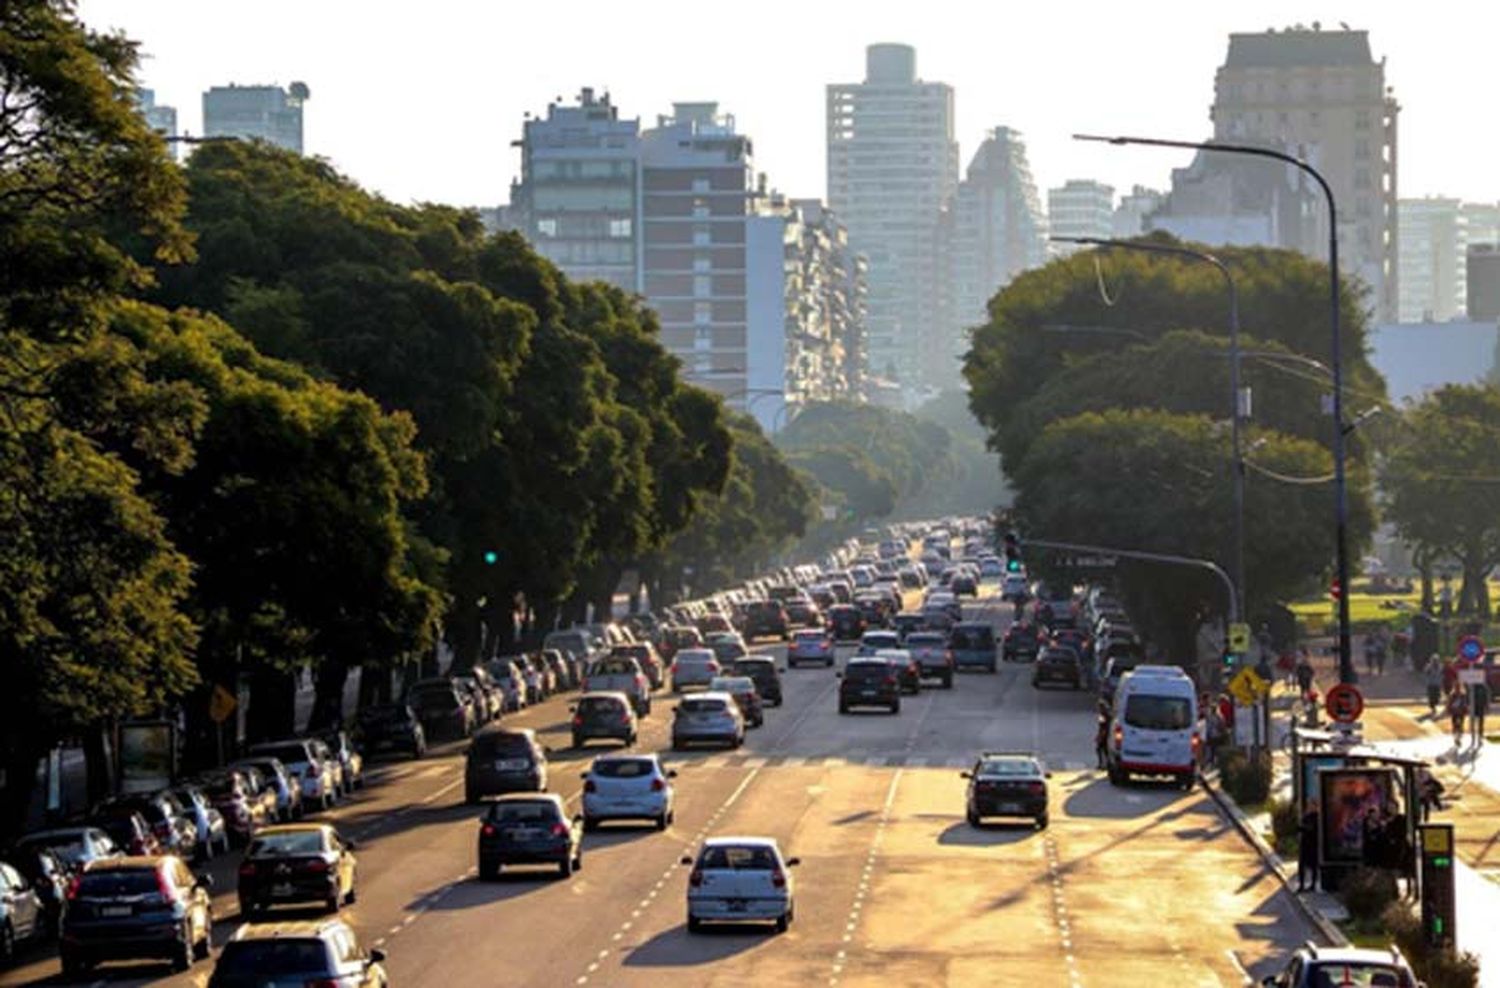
[
  {"xmin": 963, "ymin": 753, "xmax": 1050, "ymax": 828},
  {"xmin": 0, "ymin": 860, "xmax": 47, "ymax": 961},
  {"xmin": 209, "ymin": 919, "xmax": 387, "ymax": 988},
  {"xmin": 15, "ymin": 827, "xmax": 122, "ymax": 874},
  {"xmin": 237, "ymin": 824, "xmax": 357, "ymax": 917},
  {"xmin": 1033, "ymin": 646, "xmax": 1084, "ymax": 690},
  {"xmin": 477, "ymin": 794, "xmax": 583, "ymax": 879},
  {"xmin": 787, "ymin": 629, "xmax": 835, "ymax": 667},
  {"xmin": 581, "ymin": 754, "xmax": 676, "ymax": 831},
  {"xmin": 670, "ymin": 649, "xmax": 722, "ymax": 692},
  {"xmin": 682, "ymin": 837, "xmax": 798, "ymax": 933}
]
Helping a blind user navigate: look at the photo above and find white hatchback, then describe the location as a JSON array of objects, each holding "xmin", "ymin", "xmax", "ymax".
[
  {"xmin": 580, "ymin": 753, "xmax": 675, "ymax": 831},
  {"xmin": 682, "ymin": 836, "xmax": 799, "ymax": 933}
]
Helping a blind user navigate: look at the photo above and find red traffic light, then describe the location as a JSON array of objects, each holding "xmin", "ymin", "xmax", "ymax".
[{"xmin": 1329, "ymin": 578, "xmax": 1342, "ymax": 601}]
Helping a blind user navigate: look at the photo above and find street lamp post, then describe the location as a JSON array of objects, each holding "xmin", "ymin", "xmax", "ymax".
[
  {"xmin": 1076, "ymin": 133, "xmax": 1355, "ymax": 686},
  {"xmin": 1051, "ymin": 235, "xmax": 1246, "ymax": 629}
]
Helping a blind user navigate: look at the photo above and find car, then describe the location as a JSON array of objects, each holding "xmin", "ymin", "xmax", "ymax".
[
  {"xmin": 694, "ymin": 613, "xmax": 735, "ymax": 636},
  {"xmin": 658, "ymin": 625, "xmax": 704, "ymax": 663},
  {"xmin": 742, "ymin": 600, "xmax": 790, "ymax": 641},
  {"xmin": 1260, "ymin": 943, "xmax": 1421, "ymax": 987},
  {"xmin": 460, "ymin": 669, "xmax": 505, "ymax": 721},
  {"xmin": 950, "ymin": 573, "xmax": 979, "ymax": 597},
  {"xmin": 477, "ymin": 794, "xmax": 583, "ymax": 879},
  {"xmin": 542, "ymin": 627, "xmax": 601, "ymax": 666},
  {"xmin": 88, "ymin": 807, "xmax": 163, "ymax": 858},
  {"xmin": 1107, "ymin": 666, "xmax": 1199, "ymax": 789},
  {"xmin": 15, "ymin": 827, "xmax": 121, "ymax": 875},
  {"xmin": 95, "ymin": 792, "xmax": 201, "ymax": 861},
  {"xmin": 0, "ymin": 859, "xmax": 47, "ymax": 960},
  {"xmin": 209, "ymin": 918, "xmax": 388, "ymax": 988},
  {"xmin": 672, "ymin": 693, "xmax": 746, "ymax": 749},
  {"xmin": 962, "ymin": 752, "xmax": 1050, "ymax": 828},
  {"xmin": 194, "ymin": 769, "xmax": 270, "ymax": 847},
  {"xmin": 856, "ymin": 629, "xmax": 901, "ymax": 657},
  {"xmin": 59, "ymin": 855, "xmax": 213, "ymax": 976},
  {"xmin": 783, "ymin": 598, "xmax": 821, "ymax": 628},
  {"xmin": 827, "ymin": 604, "xmax": 866, "ymax": 642},
  {"xmin": 239, "ymin": 766, "xmax": 285, "ymax": 829},
  {"xmin": 904, "ymin": 632, "xmax": 955, "ymax": 688},
  {"xmin": 788, "ymin": 629, "xmax": 835, "ymax": 667},
  {"xmin": 670, "ymin": 648, "xmax": 722, "ymax": 692},
  {"xmin": 4, "ymin": 845, "xmax": 70, "ymax": 939},
  {"xmin": 465, "ymin": 727, "xmax": 549, "ymax": 803},
  {"xmin": 237, "ymin": 823, "xmax": 358, "ymax": 917},
  {"xmin": 1001, "ymin": 573, "xmax": 1030, "ymax": 602},
  {"xmin": 582, "ymin": 655, "xmax": 653, "ymax": 715},
  {"xmin": 357, "ymin": 703, "xmax": 427, "ymax": 759},
  {"xmin": 611, "ymin": 642, "xmax": 666, "ymax": 690},
  {"xmin": 891, "ymin": 611, "xmax": 926, "ymax": 641},
  {"xmin": 979, "ymin": 558, "xmax": 1005, "ymax": 579},
  {"xmin": 229, "ymin": 757, "xmax": 302, "ymax": 823},
  {"xmin": 406, "ymin": 680, "xmax": 477, "ymax": 742},
  {"xmin": 705, "ymin": 631, "xmax": 750, "ymax": 665},
  {"xmin": 874, "ymin": 649, "xmax": 922, "ymax": 694},
  {"xmin": 709, "ymin": 675, "xmax": 765, "ymax": 728},
  {"xmin": 949, "ymin": 622, "xmax": 998, "ymax": 673},
  {"xmin": 1002, "ymin": 621, "xmax": 1042, "ymax": 662},
  {"xmin": 838, "ymin": 657, "xmax": 901, "ymax": 714},
  {"xmin": 581, "ymin": 754, "xmax": 676, "ymax": 831},
  {"xmin": 248, "ymin": 738, "xmax": 340, "ymax": 810},
  {"xmin": 571, "ymin": 691, "xmax": 639, "ymax": 748},
  {"xmin": 1033, "ymin": 646, "xmax": 1085, "ymax": 689},
  {"xmin": 318, "ymin": 731, "xmax": 365, "ymax": 793},
  {"xmin": 168, "ymin": 784, "xmax": 230, "ymax": 859},
  {"xmin": 731, "ymin": 655, "xmax": 784, "ymax": 706},
  {"xmin": 484, "ymin": 658, "xmax": 530, "ymax": 712},
  {"xmin": 682, "ymin": 837, "xmax": 799, "ymax": 933},
  {"xmin": 539, "ymin": 649, "xmax": 575, "ymax": 691}
]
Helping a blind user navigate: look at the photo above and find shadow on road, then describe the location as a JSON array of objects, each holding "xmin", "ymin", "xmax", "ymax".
[
  {"xmin": 1062, "ymin": 777, "xmax": 1193, "ymax": 819},
  {"xmin": 623, "ymin": 923, "xmax": 772, "ymax": 968},
  {"xmin": 417, "ymin": 871, "xmax": 561, "ymax": 912},
  {"xmin": 937, "ymin": 821, "xmax": 1040, "ymax": 846}
]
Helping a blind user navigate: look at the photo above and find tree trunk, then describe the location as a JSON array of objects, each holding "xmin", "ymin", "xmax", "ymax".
[
  {"xmin": 244, "ymin": 667, "xmax": 298, "ymax": 743},
  {"xmin": 0, "ymin": 740, "xmax": 45, "ymax": 838},
  {"xmin": 1418, "ymin": 555, "xmax": 1434, "ymax": 613},
  {"xmin": 308, "ymin": 659, "xmax": 349, "ymax": 730}
]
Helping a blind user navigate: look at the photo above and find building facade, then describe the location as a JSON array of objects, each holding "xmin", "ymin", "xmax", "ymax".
[
  {"xmin": 1047, "ymin": 180, "xmax": 1115, "ymax": 254},
  {"xmin": 1398, "ymin": 197, "xmax": 1467, "ymax": 323},
  {"xmin": 948, "ymin": 127, "xmax": 1048, "ymax": 355},
  {"xmin": 1209, "ymin": 26, "xmax": 1399, "ymax": 320},
  {"xmin": 1147, "ymin": 149, "xmax": 1323, "ymax": 252},
  {"xmin": 136, "ymin": 89, "xmax": 178, "ymax": 155},
  {"xmin": 827, "ymin": 43, "xmax": 958, "ymax": 399},
  {"xmin": 202, "ymin": 82, "xmax": 309, "ymax": 153},
  {"xmin": 1112, "ymin": 186, "xmax": 1165, "ymax": 238}
]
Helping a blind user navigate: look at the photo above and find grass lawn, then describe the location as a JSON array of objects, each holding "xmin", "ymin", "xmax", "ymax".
[{"xmin": 1287, "ymin": 577, "xmax": 1500, "ymax": 636}]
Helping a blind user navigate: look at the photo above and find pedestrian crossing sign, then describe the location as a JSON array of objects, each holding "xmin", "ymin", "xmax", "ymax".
[{"xmin": 1227, "ymin": 666, "xmax": 1269, "ymax": 706}]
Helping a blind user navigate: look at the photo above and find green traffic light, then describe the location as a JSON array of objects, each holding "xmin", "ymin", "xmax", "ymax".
[
  {"xmin": 1006, "ymin": 559, "xmax": 1022, "ymax": 573},
  {"xmin": 483, "ymin": 550, "xmax": 498, "ymax": 566}
]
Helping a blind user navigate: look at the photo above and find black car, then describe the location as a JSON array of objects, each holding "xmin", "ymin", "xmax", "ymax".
[
  {"xmin": 477, "ymin": 794, "xmax": 583, "ymax": 879},
  {"xmin": 1002, "ymin": 622, "xmax": 1041, "ymax": 662},
  {"xmin": 237, "ymin": 824, "xmax": 358, "ymax": 917},
  {"xmin": 743, "ymin": 600, "xmax": 790, "ymax": 642},
  {"xmin": 827, "ymin": 605, "xmax": 866, "ymax": 643},
  {"xmin": 1033, "ymin": 647, "xmax": 1084, "ymax": 689},
  {"xmin": 731, "ymin": 656, "xmax": 784, "ymax": 707},
  {"xmin": 892, "ymin": 612, "xmax": 925, "ymax": 642},
  {"xmin": 358, "ymin": 703, "xmax": 427, "ymax": 759},
  {"xmin": 465, "ymin": 728, "xmax": 549, "ymax": 803},
  {"xmin": 571, "ymin": 692, "xmax": 639, "ymax": 748},
  {"xmin": 962, "ymin": 753, "xmax": 1050, "ymax": 828},
  {"xmin": 60, "ymin": 856, "xmax": 213, "ymax": 976},
  {"xmin": 838, "ymin": 658, "xmax": 901, "ymax": 714},
  {"xmin": 407, "ymin": 681, "xmax": 474, "ymax": 742},
  {"xmin": 209, "ymin": 918, "xmax": 387, "ymax": 988},
  {"xmin": 950, "ymin": 573, "xmax": 979, "ymax": 597},
  {"xmin": 5, "ymin": 845, "xmax": 69, "ymax": 937}
]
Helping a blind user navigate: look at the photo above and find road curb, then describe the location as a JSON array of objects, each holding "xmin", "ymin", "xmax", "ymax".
[{"xmin": 1199, "ymin": 773, "xmax": 1349, "ymax": 948}]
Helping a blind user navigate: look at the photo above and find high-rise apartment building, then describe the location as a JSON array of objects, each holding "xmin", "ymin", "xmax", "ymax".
[
  {"xmin": 948, "ymin": 127, "xmax": 1047, "ymax": 351},
  {"xmin": 1148, "ymin": 150, "xmax": 1322, "ymax": 252},
  {"xmin": 1112, "ymin": 186, "xmax": 1165, "ymax": 238},
  {"xmin": 202, "ymin": 82, "xmax": 309, "ymax": 153},
  {"xmin": 789, "ymin": 199, "xmax": 869, "ymax": 404},
  {"xmin": 509, "ymin": 88, "xmax": 640, "ymax": 291},
  {"xmin": 1398, "ymin": 198, "xmax": 1468, "ymax": 323},
  {"xmin": 136, "ymin": 89, "xmax": 178, "ymax": 146},
  {"xmin": 1463, "ymin": 203, "xmax": 1500, "ymax": 249},
  {"xmin": 1047, "ymin": 180, "xmax": 1115, "ymax": 255},
  {"xmin": 828, "ymin": 44, "xmax": 958, "ymax": 397},
  {"xmin": 1209, "ymin": 26, "xmax": 1399, "ymax": 320}
]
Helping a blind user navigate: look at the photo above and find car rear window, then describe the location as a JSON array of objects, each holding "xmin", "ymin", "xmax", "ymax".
[
  {"xmin": 487, "ymin": 802, "xmax": 559, "ymax": 824},
  {"xmin": 951, "ymin": 627, "xmax": 994, "ymax": 649},
  {"xmin": 700, "ymin": 845, "xmax": 776, "ymax": 869},
  {"xmin": 590, "ymin": 659, "xmax": 637, "ymax": 676},
  {"xmin": 592, "ymin": 759, "xmax": 653, "ymax": 779},
  {"xmin": 77, "ymin": 869, "xmax": 158, "ymax": 897},
  {"xmin": 978, "ymin": 759, "xmax": 1038, "ymax": 778},
  {"xmin": 471, "ymin": 733, "xmax": 531, "ymax": 756},
  {"xmin": 579, "ymin": 697, "xmax": 624, "ymax": 713},
  {"xmin": 907, "ymin": 634, "xmax": 945, "ymax": 646},
  {"xmin": 1124, "ymin": 695, "xmax": 1192, "ymax": 731},
  {"xmin": 216, "ymin": 940, "xmax": 332, "ymax": 975},
  {"xmin": 249, "ymin": 830, "xmax": 325, "ymax": 855},
  {"xmin": 1306, "ymin": 963, "xmax": 1411, "ymax": 987},
  {"xmin": 680, "ymin": 698, "xmax": 727, "ymax": 713},
  {"xmin": 844, "ymin": 663, "xmax": 887, "ymax": 681}
]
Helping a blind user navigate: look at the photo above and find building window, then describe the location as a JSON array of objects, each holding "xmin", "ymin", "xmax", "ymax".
[
  {"xmin": 692, "ymin": 198, "xmax": 710, "ymax": 219},
  {"xmin": 692, "ymin": 178, "xmax": 710, "ymax": 193},
  {"xmin": 536, "ymin": 218, "xmax": 557, "ymax": 237},
  {"xmin": 694, "ymin": 327, "xmax": 712, "ymax": 350},
  {"xmin": 694, "ymin": 302, "xmax": 712, "ymax": 324},
  {"xmin": 693, "ymin": 256, "xmax": 711, "ymax": 272},
  {"xmin": 1355, "ymin": 110, "xmax": 1371, "ymax": 130},
  {"xmin": 609, "ymin": 218, "xmax": 632, "ymax": 238},
  {"xmin": 693, "ymin": 225, "xmax": 711, "ymax": 246},
  {"xmin": 693, "ymin": 275, "xmax": 711, "ymax": 297}
]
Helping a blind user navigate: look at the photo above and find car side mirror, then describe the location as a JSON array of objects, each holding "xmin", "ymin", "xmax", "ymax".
[
  {"xmin": 568, "ymin": 705, "xmax": 577, "ymax": 712},
  {"xmin": 196, "ymin": 873, "xmax": 214, "ymax": 890},
  {"xmin": 667, "ymin": 769, "xmax": 678, "ymax": 778},
  {"xmin": 370, "ymin": 948, "xmax": 388, "ymax": 964},
  {"xmin": 1045, "ymin": 772, "xmax": 1053, "ymax": 779},
  {"xmin": 785, "ymin": 857, "xmax": 801, "ymax": 867},
  {"xmin": 580, "ymin": 772, "xmax": 590, "ymax": 780},
  {"xmin": 679, "ymin": 855, "xmax": 693, "ymax": 866}
]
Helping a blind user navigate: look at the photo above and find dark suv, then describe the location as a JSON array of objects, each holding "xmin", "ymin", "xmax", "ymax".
[
  {"xmin": 1002, "ymin": 622, "xmax": 1041, "ymax": 662},
  {"xmin": 731, "ymin": 656, "xmax": 784, "ymax": 707},
  {"xmin": 827, "ymin": 604, "xmax": 866, "ymax": 643},
  {"xmin": 837, "ymin": 658, "xmax": 901, "ymax": 714},
  {"xmin": 358, "ymin": 703, "xmax": 426, "ymax": 759},
  {"xmin": 743, "ymin": 601, "xmax": 790, "ymax": 642},
  {"xmin": 465, "ymin": 729, "xmax": 548, "ymax": 803},
  {"xmin": 571, "ymin": 692, "xmax": 639, "ymax": 748}
]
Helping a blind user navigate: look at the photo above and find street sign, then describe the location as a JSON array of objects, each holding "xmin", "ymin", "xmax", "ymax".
[
  {"xmin": 1459, "ymin": 668, "xmax": 1486, "ymax": 687},
  {"xmin": 1418, "ymin": 823, "xmax": 1456, "ymax": 949},
  {"xmin": 209, "ymin": 684, "xmax": 238, "ymax": 724},
  {"xmin": 1457, "ymin": 635, "xmax": 1485, "ymax": 664},
  {"xmin": 1325, "ymin": 682, "xmax": 1365, "ymax": 724},
  {"xmin": 1228, "ymin": 622, "xmax": 1251, "ymax": 654},
  {"xmin": 1227, "ymin": 666, "xmax": 1269, "ymax": 706}
]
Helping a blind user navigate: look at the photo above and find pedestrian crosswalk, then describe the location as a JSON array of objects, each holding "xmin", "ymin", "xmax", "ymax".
[{"xmin": 656, "ymin": 750, "xmax": 1096, "ymax": 772}]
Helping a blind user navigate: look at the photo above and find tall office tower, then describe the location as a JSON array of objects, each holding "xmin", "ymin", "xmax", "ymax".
[
  {"xmin": 1398, "ymin": 198, "xmax": 1467, "ymax": 322},
  {"xmin": 949, "ymin": 127, "xmax": 1048, "ymax": 352},
  {"xmin": 510, "ymin": 88, "xmax": 641, "ymax": 291},
  {"xmin": 202, "ymin": 82, "xmax": 309, "ymax": 153},
  {"xmin": 136, "ymin": 88, "xmax": 178, "ymax": 156},
  {"xmin": 1210, "ymin": 25, "xmax": 1399, "ymax": 319},
  {"xmin": 828, "ymin": 43, "xmax": 958, "ymax": 398},
  {"xmin": 1048, "ymin": 180, "xmax": 1115, "ymax": 254}
]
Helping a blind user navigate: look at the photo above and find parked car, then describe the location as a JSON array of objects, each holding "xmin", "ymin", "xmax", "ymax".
[
  {"xmin": 168, "ymin": 784, "xmax": 229, "ymax": 860},
  {"xmin": 709, "ymin": 675, "xmax": 764, "ymax": 728},
  {"xmin": 682, "ymin": 837, "xmax": 798, "ymax": 933},
  {"xmin": 194, "ymin": 769, "xmax": 269, "ymax": 846},
  {"xmin": 483, "ymin": 658, "xmax": 529, "ymax": 713},
  {"xmin": 229, "ymin": 758, "xmax": 302, "ymax": 823},
  {"xmin": 4, "ymin": 844, "xmax": 69, "ymax": 938},
  {"xmin": 357, "ymin": 703, "xmax": 427, "ymax": 759},
  {"xmin": 0, "ymin": 859, "xmax": 48, "ymax": 959},
  {"xmin": 476, "ymin": 794, "xmax": 583, "ymax": 879},
  {"xmin": 732, "ymin": 655, "xmax": 784, "ymax": 707},
  {"xmin": 59, "ymin": 855, "xmax": 213, "ymax": 976},
  {"xmin": 580, "ymin": 754, "xmax": 676, "ymax": 831},
  {"xmin": 87, "ymin": 807, "xmax": 163, "ymax": 858},
  {"xmin": 838, "ymin": 657, "xmax": 901, "ymax": 714},
  {"xmin": 95, "ymin": 792, "xmax": 199, "ymax": 862},
  {"xmin": 611, "ymin": 642, "xmax": 666, "ymax": 690},
  {"xmin": 237, "ymin": 823, "xmax": 358, "ymax": 917},
  {"xmin": 317, "ymin": 731, "xmax": 365, "ymax": 793},
  {"xmin": 247, "ymin": 739, "xmax": 339, "ymax": 811},
  {"xmin": 406, "ymin": 680, "xmax": 477, "ymax": 742},
  {"xmin": 963, "ymin": 752, "xmax": 1050, "ymax": 828},
  {"xmin": 570, "ymin": 692, "xmax": 639, "ymax": 749},
  {"xmin": 465, "ymin": 727, "xmax": 550, "ymax": 803},
  {"xmin": 13, "ymin": 827, "xmax": 121, "ymax": 875},
  {"xmin": 671, "ymin": 693, "xmax": 746, "ymax": 749},
  {"xmin": 539, "ymin": 649, "xmax": 575, "ymax": 691},
  {"xmin": 208, "ymin": 918, "xmax": 387, "ymax": 988}
]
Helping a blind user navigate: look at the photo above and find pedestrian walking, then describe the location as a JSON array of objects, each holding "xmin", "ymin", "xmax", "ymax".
[
  {"xmin": 1418, "ymin": 767, "xmax": 1445, "ymax": 821},
  {"xmin": 1295, "ymin": 649, "xmax": 1316, "ymax": 698},
  {"xmin": 1448, "ymin": 688, "xmax": 1470, "ymax": 746},
  {"xmin": 1296, "ymin": 800, "xmax": 1320, "ymax": 892},
  {"xmin": 1374, "ymin": 629, "xmax": 1388, "ymax": 676},
  {"xmin": 1423, "ymin": 655, "xmax": 1443, "ymax": 716},
  {"xmin": 1094, "ymin": 701, "xmax": 1110, "ymax": 769},
  {"xmin": 1364, "ymin": 634, "xmax": 1378, "ymax": 676},
  {"xmin": 1472, "ymin": 681, "xmax": 1491, "ymax": 745}
]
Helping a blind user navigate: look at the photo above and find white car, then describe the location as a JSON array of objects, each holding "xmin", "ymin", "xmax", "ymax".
[
  {"xmin": 856, "ymin": 630, "xmax": 900, "ymax": 657},
  {"xmin": 671, "ymin": 649, "xmax": 722, "ymax": 692},
  {"xmin": 580, "ymin": 753, "xmax": 676, "ymax": 831},
  {"xmin": 247, "ymin": 739, "xmax": 338, "ymax": 810},
  {"xmin": 682, "ymin": 836, "xmax": 799, "ymax": 933},
  {"xmin": 788, "ymin": 629, "xmax": 835, "ymax": 667}
]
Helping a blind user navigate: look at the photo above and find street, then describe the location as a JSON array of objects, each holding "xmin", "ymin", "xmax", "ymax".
[{"xmin": 1, "ymin": 589, "xmax": 1317, "ymax": 987}]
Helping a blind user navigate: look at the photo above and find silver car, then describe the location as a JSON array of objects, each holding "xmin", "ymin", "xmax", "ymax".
[
  {"xmin": 580, "ymin": 754, "xmax": 676, "ymax": 831},
  {"xmin": 671, "ymin": 693, "xmax": 744, "ymax": 750},
  {"xmin": 670, "ymin": 649, "xmax": 722, "ymax": 692},
  {"xmin": 682, "ymin": 836, "xmax": 799, "ymax": 932}
]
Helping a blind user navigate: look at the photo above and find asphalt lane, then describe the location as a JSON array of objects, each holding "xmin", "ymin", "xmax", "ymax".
[{"xmin": 1, "ymin": 584, "xmax": 1319, "ymax": 987}]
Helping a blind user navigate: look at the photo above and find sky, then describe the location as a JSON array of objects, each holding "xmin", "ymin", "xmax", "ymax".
[{"xmin": 79, "ymin": 0, "xmax": 1499, "ymax": 210}]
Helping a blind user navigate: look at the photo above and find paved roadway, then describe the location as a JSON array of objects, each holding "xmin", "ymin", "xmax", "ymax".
[{"xmin": 2, "ymin": 586, "xmax": 1318, "ymax": 987}]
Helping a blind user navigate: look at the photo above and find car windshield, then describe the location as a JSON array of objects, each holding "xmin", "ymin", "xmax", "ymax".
[
  {"xmin": 1124, "ymin": 695, "xmax": 1193, "ymax": 730},
  {"xmin": 488, "ymin": 802, "xmax": 559, "ymax": 824},
  {"xmin": 76, "ymin": 869, "xmax": 158, "ymax": 897},
  {"xmin": 579, "ymin": 698, "xmax": 623, "ymax": 714},
  {"xmin": 907, "ymin": 635, "xmax": 944, "ymax": 646},
  {"xmin": 978, "ymin": 759, "xmax": 1039, "ymax": 778},
  {"xmin": 699, "ymin": 845, "xmax": 776, "ymax": 870},
  {"xmin": 592, "ymin": 759, "xmax": 653, "ymax": 779},
  {"xmin": 249, "ymin": 830, "xmax": 326, "ymax": 855},
  {"xmin": 590, "ymin": 659, "xmax": 637, "ymax": 676},
  {"xmin": 951, "ymin": 628, "xmax": 993, "ymax": 648},
  {"xmin": 216, "ymin": 940, "xmax": 332, "ymax": 975},
  {"xmin": 471, "ymin": 733, "xmax": 531, "ymax": 756},
  {"xmin": 1307, "ymin": 964, "xmax": 1409, "ymax": 988}
]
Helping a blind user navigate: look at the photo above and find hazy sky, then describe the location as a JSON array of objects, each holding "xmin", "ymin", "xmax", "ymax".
[{"xmin": 80, "ymin": 1, "xmax": 1498, "ymax": 209}]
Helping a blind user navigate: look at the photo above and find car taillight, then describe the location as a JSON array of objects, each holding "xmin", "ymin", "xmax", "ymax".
[
  {"xmin": 304, "ymin": 980, "xmax": 342, "ymax": 988},
  {"xmin": 771, "ymin": 870, "xmax": 786, "ymax": 888},
  {"xmin": 481, "ymin": 824, "xmax": 497, "ymax": 837},
  {"xmin": 65, "ymin": 876, "xmax": 81, "ymax": 901},
  {"xmin": 1029, "ymin": 782, "xmax": 1045, "ymax": 795},
  {"xmin": 885, "ymin": 676, "xmax": 897, "ymax": 687},
  {"xmin": 239, "ymin": 862, "xmax": 257, "ymax": 878},
  {"xmin": 156, "ymin": 868, "xmax": 180, "ymax": 903},
  {"xmin": 584, "ymin": 780, "xmax": 596, "ymax": 793},
  {"xmin": 1191, "ymin": 733, "xmax": 1202, "ymax": 755},
  {"xmin": 1113, "ymin": 724, "xmax": 1124, "ymax": 749},
  {"xmin": 550, "ymin": 822, "xmax": 568, "ymax": 837},
  {"xmin": 572, "ymin": 715, "xmax": 583, "ymax": 727},
  {"xmin": 689, "ymin": 869, "xmax": 703, "ymax": 887},
  {"xmin": 650, "ymin": 778, "xmax": 665, "ymax": 792}
]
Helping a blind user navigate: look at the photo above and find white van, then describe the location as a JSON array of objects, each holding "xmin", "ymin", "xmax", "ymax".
[{"xmin": 1106, "ymin": 665, "xmax": 1198, "ymax": 789}]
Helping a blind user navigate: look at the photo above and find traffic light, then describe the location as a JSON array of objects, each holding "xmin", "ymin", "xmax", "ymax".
[
  {"xmin": 1006, "ymin": 558, "xmax": 1022, "ymax": 574},
  {"xmin": 483, "ymin": 550, "xmax": 499, "ymax": 566},
  {"xmin": 1222, "ymin": 649, "xmax": 1236, "ymax": 669},
  {"xmin": 1329, "ymin": 578, "xmax": 1342, "ymax": 601}
]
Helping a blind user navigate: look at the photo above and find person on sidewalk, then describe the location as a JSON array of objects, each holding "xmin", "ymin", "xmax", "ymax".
[
  {"xmin": 1423, "ymin": 655, "xmax": 1444, "ymax": 716},
  {"xmin": 1472, "ymin": 681, "xmax": 1491, "ymax": 746},
  {"xmin": 1448, "ymin": 687, "xmax": 1470, "ymax": 746},
  {"xmin": 1374, "ymin": 629, "xmax": 1388, "ymax": 676},
  {"xmin": 1364, "ymin": 634, "xmax": 1378, "ymax": 676},
  {"xmin": 1094, "ymin": 700, "xmax": 1110, "ymax": 769},
  {"xmin": 1297, "ymin": 800, "xmax": 1321, "ymax": 892},
  {"xmin": 1418, "ymin": 766, "xmax": 1445, "ymax": 821},
  {"xmin": 1295, "ymin": 649, "xmax": 1316, "ymax": 699}
]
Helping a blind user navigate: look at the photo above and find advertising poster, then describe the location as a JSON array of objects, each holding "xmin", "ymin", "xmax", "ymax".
[
  {"xmin": 1319, "ymin": 767, "xmax": 1397, "ymax": 865},
  {"xmin": 1300, "ymin": 755, "xmax": 1345, "ymax": 810},
  {"xmin": 118, "ymin": 721, "xmax": 175, "ymax": 795}
]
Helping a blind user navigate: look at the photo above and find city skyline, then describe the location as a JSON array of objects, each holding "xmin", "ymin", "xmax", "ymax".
[{"xmin": 82, "ymin": 1, "xmax": 1498, "ymax": 210}]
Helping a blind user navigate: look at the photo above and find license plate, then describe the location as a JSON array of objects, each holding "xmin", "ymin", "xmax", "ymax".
[
  {"xmin": 100, "ymin": 905, "xmax": 132, "ymax": 918},
  {"xmin": 506, "ymin": 828, "xmax": 536, "ymax": 840},
  {"xmin": 727, "ymin": 899, "xmax": 747, "ymax": 912},
  {"xmin": 272, "ymin": 882, "xmax": 294, "ymax": 896},
  {"xmin": 861, "ymin": 689, "xmax": 877, "ymax": 697},
  {"xmin": 495, "ymin": 759, "xmax": 526, "ymax": 770},
  {"xmin": 997, "ymin": 803, "xmax": 1021, "ymax": 814}
]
